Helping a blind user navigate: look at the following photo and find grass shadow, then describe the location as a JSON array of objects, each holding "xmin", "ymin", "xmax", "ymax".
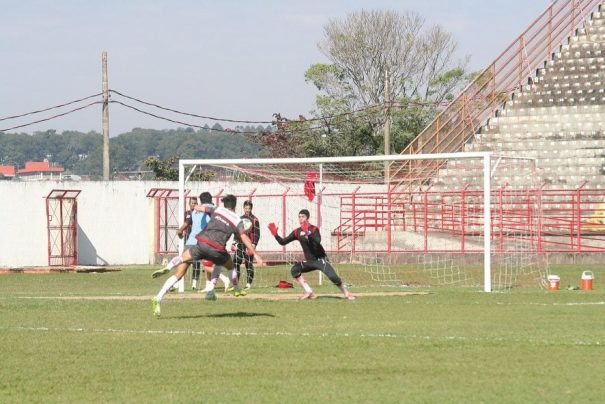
[{"xmin": 172, "ymin": 311, "xmax": 276, "ymax": 320}]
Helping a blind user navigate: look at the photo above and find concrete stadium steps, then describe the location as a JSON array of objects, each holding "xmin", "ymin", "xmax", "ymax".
[{"xmin": 433, "ymin": 5, "xmax": 605, "ymax": 190}]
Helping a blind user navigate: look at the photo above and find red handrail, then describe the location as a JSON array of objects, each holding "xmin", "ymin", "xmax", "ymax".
[{"xmin": 392, "ymin": 0, "xmax": 601, "ymax": 187}]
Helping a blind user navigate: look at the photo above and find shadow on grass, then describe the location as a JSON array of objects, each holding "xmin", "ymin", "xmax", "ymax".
[{"xmin": 171, "ymin": 311, "xmax": 276, "ymax": 320}]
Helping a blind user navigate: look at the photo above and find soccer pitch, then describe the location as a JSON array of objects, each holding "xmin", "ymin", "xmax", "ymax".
[{"xmin": 0, "ymin": 265, "xmax": 603, "ymax": 403}]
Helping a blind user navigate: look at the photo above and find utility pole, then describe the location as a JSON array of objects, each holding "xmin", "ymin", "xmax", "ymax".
[
  {"xmin": 102, "ymin": 51, "xmax": 110, "ymax": 181},
  {"xmin": 384, "ymin": 67, "xmax": 391, "ymax": 183}
]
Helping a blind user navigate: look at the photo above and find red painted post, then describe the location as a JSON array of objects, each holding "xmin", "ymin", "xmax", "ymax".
[
  {"xmin": 423, "ymin": 187, "xmax": 429, "ymax": 253},
  {"xmin": 351, "ymin": 188, "xmax": 358, "ymax": 255},
  {"xmin": 460, "ymin": 188, "xmax": 466, "ymax": 253},
  {"xmin": 387, "ymin": 188, "xmax": 392, "ymax": 254},
  {"xmin": 281, "ymin": 188, "xmax": 290, "ymax": 253}
]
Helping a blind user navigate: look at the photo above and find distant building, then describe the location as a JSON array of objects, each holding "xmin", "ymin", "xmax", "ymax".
[
  {"xmin": 18, "ymin": 160, "xmax": 65, "ymax": 181},
  {"xmin": 0, "ymin": 165, "xmax": 16, "ymax": 180}
]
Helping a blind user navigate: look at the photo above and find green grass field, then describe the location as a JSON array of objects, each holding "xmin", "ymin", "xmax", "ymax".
[{"xmin": 0, "ymin": 264, "xmax": 603, "ymax": 403}]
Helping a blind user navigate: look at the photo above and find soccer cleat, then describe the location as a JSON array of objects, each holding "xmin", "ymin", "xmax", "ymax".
[
  {"xmin": 231, "ymin": 287, "xmax": 247, "ymax": 297},
  {"xmin": 300, "ymin": 292, "xmax": 315, "ymax": 300},
  {"xmin": 245, "ymin": 283, "xmax": 251, "ymax": 290},
  {"xmin": 224, "ymin": 282, "xmax": 232, "ymax": 293},
  {"xmin": 345, "ymin": 293, "xmax": 356, "ymax": 301},
  {"xmin": 151, "ymin": 268, "xmax": 169, "ymax": 279},
  {"xmin": 226, "ymin": 286, "xmax": 235, "ymax": 293},
  {"xmin": 205, "ymin": 290, "xmax": 217, "ymax": 301},
  {"xmin": 151, "ymin": 297, "xmax": 161, "ymax": 317}
]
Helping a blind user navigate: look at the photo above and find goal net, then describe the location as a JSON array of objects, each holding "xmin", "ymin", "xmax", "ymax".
[{"xmin": 178, "ymin": 153, "xmax": 548, "ymax": 292}]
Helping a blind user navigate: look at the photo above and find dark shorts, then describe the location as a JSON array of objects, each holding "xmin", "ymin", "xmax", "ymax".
[{"xmin": 188, "ymin": 243, "xmax": 230, "ymax": 266}]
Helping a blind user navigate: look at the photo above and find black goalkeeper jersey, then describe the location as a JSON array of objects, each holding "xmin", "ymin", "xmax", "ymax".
[{"xmin": 274, "ymin": 224, "xmax": 326, "ymax": 261}]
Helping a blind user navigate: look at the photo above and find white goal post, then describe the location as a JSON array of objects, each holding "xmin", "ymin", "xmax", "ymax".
[{"xmin": 177, "ymin": 152, "xmax": 508, "ymax": 292}]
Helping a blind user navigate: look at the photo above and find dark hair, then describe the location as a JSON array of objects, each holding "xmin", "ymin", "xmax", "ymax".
[
  {"xmin": 221, "ymin": 194, "xmax": 237, "ymax": 209},
  {"xmin": 299, "ymin": 209, "xmax": 310, "ymax": 219},
  {"xmin": 189, "ymin": 197, "xmax": 198, "ymax": 203},
  {"xmin": 199, "ymin": 192, "xmax": 212, "ymax": 204},
  {"xmin": 243, "ymin": 200, "xmax": 253, "ymax": 208}
]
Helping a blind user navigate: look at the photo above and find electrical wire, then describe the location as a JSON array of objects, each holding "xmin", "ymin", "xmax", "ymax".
[
  {"xmin": 110, "ymin": 99, "xmax": 389, "ymax": 135},
  {"xmin": 109, "ymin": 88, "xmax": 410, "ymax": 125},
  {"xmin": 109, "ymin": 89, "xmax": 274, "ymax": 125},
  {"xmin": 0, "ymin": 93, "xmax": 103, "ymax": 122},
  {"xmin": 0, "ymin": 101, "xmax": 103, "ymax": 132}
]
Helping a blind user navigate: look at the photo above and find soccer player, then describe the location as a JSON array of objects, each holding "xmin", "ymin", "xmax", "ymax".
[
  {"xmin": 268, "ymin": 209, "xmax": 355, "ymax": 300},
  {"xmin": 152, "ymin": 194, "xmax": 263, "ymax": 317},
  {"xmin": 176, "ymin": 196, "xmax": 202, "ymax": 290},
  {"xmin": 232, "ymin": 200, "xmax": 260, "ymax": 291},
  {"xmin": 154, "ymin": 193, "xmax": 230, "ymax": 292}
]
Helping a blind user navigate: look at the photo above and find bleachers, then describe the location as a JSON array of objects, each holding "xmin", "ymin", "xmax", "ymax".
[{"xmin": 431, "ymin": 5, "xmax": 605, "ymax": 191}]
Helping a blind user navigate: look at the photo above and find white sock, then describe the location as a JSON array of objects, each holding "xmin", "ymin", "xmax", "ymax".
[
  {"xmin": 157, "ymin": 275, "xmax": 179, "ymax": 301},
  {"xmin": 338, "ymin": 283, "xmax": 349, "ymax": 296},
  {"xmin": 191, "ymin": 279, "xmax": 197, "ymax": 289},
  {"xmin": 296, "ymin": 276, "xmax": 313, "ymax": 293},
  {"xmin": 166, "ymin": 256, "xmax": 182, "ymax": 270},
  {"xmin": 219, "ymin": 273, "xmax": 230, "ymax": 286}
]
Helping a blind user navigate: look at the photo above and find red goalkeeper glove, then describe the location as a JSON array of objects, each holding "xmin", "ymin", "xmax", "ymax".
[{"xmin": 268, "ymin": 222, "xmax": 278, "ymax": 236}]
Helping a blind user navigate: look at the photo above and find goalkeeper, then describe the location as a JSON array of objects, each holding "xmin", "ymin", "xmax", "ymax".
[{"xmin": 268, "ymin": 209, "xmax": 354, "ymax": 300}]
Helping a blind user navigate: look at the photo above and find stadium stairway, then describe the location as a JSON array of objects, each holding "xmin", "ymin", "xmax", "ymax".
[{"xmin": 448, "ymin": 5, "xmax": 605, "ymax": 191}]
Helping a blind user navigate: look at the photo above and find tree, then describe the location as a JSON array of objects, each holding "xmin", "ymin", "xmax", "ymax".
[
  {"xmin": 144, "ymin": 155, "xmax": 180, "ymax": 180},
  {"xmin": 301, "ymin": 9, "xmax": 471, "ymax": 156}
]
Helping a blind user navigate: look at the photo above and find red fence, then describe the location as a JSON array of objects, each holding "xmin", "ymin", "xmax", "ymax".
[
  {"xmin": 336, "ymin": 186, "xmax": 605, "ymax": 253},
  {"xmin": 150, "ymin": 186, "xmax": 605, "ymax": 256}
]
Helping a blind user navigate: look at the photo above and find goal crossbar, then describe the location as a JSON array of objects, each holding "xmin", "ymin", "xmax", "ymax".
[{"xmin": 179, "ymin": 152, "xmax": 495, "ymax": 292}]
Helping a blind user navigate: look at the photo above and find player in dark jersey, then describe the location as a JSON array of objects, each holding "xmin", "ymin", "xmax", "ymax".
[
  {"xmin": 232, "ymin": 200, "xmax": 260, "ymax": 291},
  {"xmin": 268, "ymin": 209, "xmax": 355, "ymax": 300},
  {"xmin": 152, "ymin": 194, "xmax": 263, "ymax": 317}
]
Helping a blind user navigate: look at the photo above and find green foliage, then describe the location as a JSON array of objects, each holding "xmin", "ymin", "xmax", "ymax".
[
  {"xmin": 0, "ymin": 127, "xmax": 262, "ymax": 178},
  {"xmin": 390, "ymin": 100, "xmax": 439, "ymax": 153},
  {"xmin": 304, "ymin": 63, "xmax": 348, "ymax": 94},
  {"xmin": 143, "ymin": 155, "xmax": 180, "ymax": 180}
]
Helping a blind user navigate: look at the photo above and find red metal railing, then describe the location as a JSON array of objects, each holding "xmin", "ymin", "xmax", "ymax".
[
  {"xmin": 148, "ymin": 185, "xmax": 605, "ymax": 255},
  {"xmin": 391, "ymin": 0, "xmax": 601, "ymax": 187},
  {"xmin": 335, "ymin": 186, "xmax": 605, "ymax": 253}
]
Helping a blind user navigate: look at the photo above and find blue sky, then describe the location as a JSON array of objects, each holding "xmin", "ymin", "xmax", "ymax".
[{"xmin": 0, "ymin": 0, "xmax": 551, "ymax": 135}]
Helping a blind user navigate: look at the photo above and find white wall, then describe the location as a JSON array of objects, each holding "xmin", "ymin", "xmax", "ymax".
[
  {"xmin": 0, "ymin": 180, "xmax": 384, "ymax": 267},
  {"xmin": 0, "ymin": 181, "xmax": 174, "ymax": 267}
]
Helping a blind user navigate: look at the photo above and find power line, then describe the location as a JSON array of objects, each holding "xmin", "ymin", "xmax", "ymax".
[
  {"xmin": 108, "ymin": 88, "xmax": 413, "ymax": 126},
  {"xmin": 109, "ymin": 100, "xmax": 254, "ymax": 133},
  {"xmin": 109, "ymin": 89, "xmax": 274, "ymax": 125},
  {"xmin": 0, "ymin": 101, "xmax": 103, "ymax": 132},
  {"xmin": 110, "ymin": 100, "xmax": 381, "ymax": 135},
  {"xmin": 0, "ymin": 93, "xmax": 103, "ymax": 122}
]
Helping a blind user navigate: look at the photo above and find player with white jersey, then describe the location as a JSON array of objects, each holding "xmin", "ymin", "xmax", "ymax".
[{"xmin": 152, "ymin": 194, "xmax": 263, "ymax": 317}]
